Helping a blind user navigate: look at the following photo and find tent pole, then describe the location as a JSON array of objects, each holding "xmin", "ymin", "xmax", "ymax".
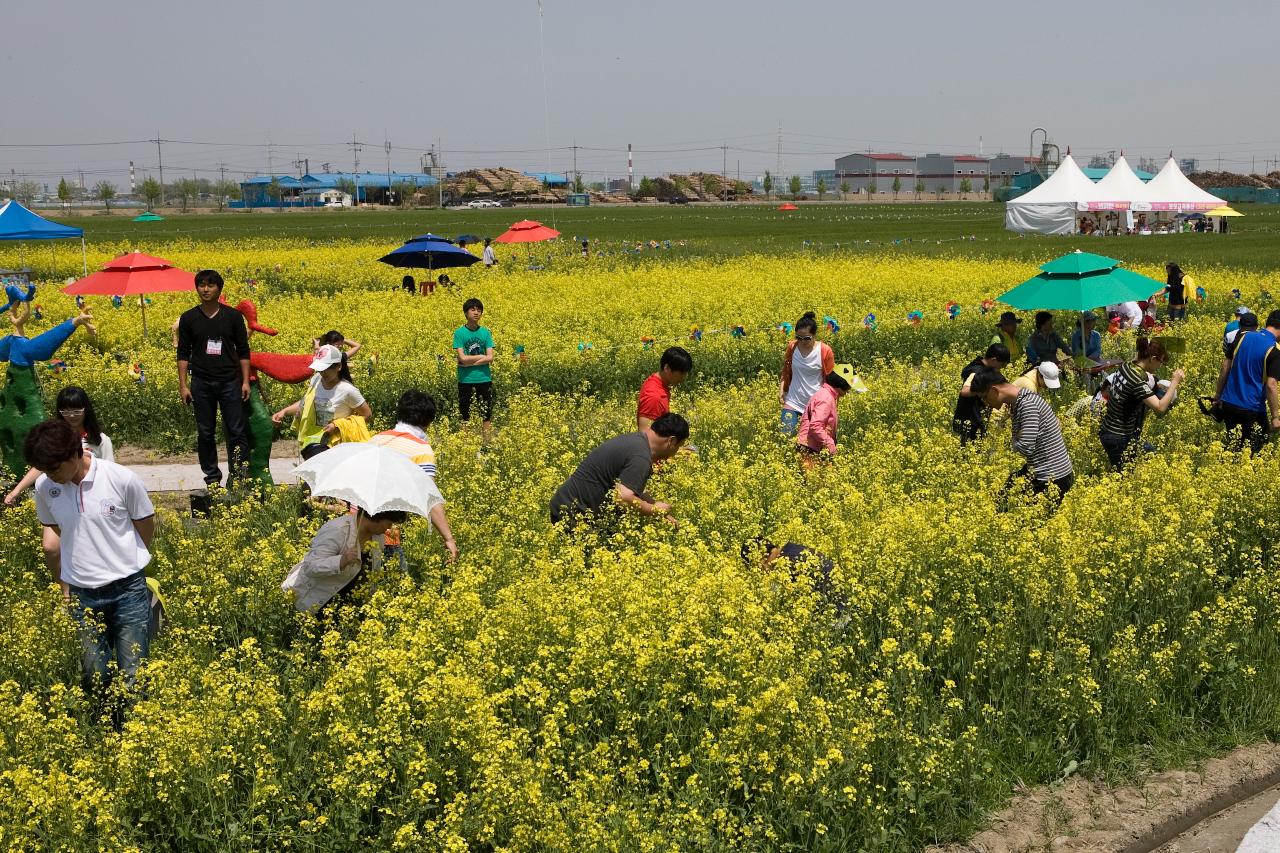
[
  {"xmin": 81, "ymin": 238, "xmax": 88, "ymax": 276},
  {"xmin": 141, "ymin": 299, "xmax": 148, "ymax": 338}
]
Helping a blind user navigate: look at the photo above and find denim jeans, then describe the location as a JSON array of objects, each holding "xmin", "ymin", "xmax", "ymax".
[
  {"xmin": 1099, "ymin": 430, "xmax": 1141, "ymax": 470},
  {"xmin": 780, "ymin": 408, "xmax": 801, "ymax": 436},
  {"xmin": 190, "ymin": 375, "xmax": 247, "ymax": 485},
  {"xmin": 1168, "ymin": 304, "xmax": 1187, "ymax": 322},
  {"xmin": 68, "ymin": 570, "xmax": 151, "ymax": 697}
]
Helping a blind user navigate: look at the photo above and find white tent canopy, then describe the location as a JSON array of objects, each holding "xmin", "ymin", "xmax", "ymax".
[
  {"xmin": 1004, "ymin": 154, "xmax": 1127, "ymax": 235},
  {"xmin": 1144, "ymin": 157, "xmax": 1226, "ymax": 211},
  {"xmin": 1093, "ymin": 155, "xmax": 1153, "ymax": 211}
]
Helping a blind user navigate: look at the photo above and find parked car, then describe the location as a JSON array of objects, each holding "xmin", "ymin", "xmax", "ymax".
[
  {"xmin": 466, "ymin": 199, "xmax": 501, "ymax": 209},
  {"xmin": 668, "ymin": 196, "xmax": 690, "ymax": 205}
]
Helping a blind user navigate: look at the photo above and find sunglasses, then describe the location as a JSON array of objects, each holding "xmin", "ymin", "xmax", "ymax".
[
  {"xmin": 59, "ymin": 408, "xmax": 85, "ymax": 417},
  {"xmin": 796, "ymin": 335, "xmax": 814, "ymax": 341}
]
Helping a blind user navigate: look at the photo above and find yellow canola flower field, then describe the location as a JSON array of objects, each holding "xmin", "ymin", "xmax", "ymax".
[{"xmin": 2, "ymin": 244, "xmax": 1279, "ymax": 850}]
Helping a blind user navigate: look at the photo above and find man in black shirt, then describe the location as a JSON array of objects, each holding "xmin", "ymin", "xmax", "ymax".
[
  {"xmin": 176, "ymin": 270, "xmax": 251, "ymax": 486},
  {"xmin": 952, "ymin": 343, "xmax": 1010, "ymax": 444},
  {"xmin": 549, "ymin": 413, "xmax": 688, "ymax": 528}
]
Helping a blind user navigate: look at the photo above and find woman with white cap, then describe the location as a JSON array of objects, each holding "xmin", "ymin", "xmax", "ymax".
[{"xmin": 272, "ymin": 344, "xmax": 373, "ymax": 459}]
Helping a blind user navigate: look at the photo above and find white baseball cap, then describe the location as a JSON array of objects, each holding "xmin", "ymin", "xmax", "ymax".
[
  {"xmin": 1236, "ymin": 305, "xmax": 1252, "ymax": 317},
  {"xmin": 1037, "ymin": 361, "xmax": 1062, "ymax": 389},
  {"xmin": 309, "ymin": 344, "xmax": 343, "ymax": 371}
]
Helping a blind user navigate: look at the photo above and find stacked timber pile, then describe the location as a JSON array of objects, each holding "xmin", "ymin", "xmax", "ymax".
[{"xmin": 1189, "ymin": 171, "xmax": 1280, "ymax": 189}]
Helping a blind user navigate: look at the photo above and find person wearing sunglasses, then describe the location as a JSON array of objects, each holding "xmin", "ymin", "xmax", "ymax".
[
  {"xmin": 779, "ymin": 311, "xmax": 835, "ymax": 435},
  {"xmin": 6, "ymin": 385, "xmax": 113, "ymax": 506}
]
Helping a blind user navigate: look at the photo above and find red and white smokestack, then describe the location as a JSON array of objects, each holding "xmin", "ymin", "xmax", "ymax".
[
  {"xmin": 129, "ymin": 161, "xmax": 136, "ymax": 194},
  {"xmin": 628, "ymin": 143, "xmax": 633, "ymax": 190}
]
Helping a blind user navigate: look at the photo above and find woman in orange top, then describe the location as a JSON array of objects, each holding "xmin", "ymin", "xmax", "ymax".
[{"xmin": 779, "ymin": 312, "xmax": 835, "ymax": 435}]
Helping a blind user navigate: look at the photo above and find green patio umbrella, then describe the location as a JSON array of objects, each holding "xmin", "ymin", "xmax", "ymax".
[
  {"xmin": 998, "ymin": 251, "xmax": 1163, "ymax": 312},
  {"xmin": 133, "ymin": 212, "xmax": 164, "ymax": 222}
]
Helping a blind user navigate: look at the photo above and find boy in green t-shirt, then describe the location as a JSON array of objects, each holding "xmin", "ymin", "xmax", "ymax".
[{"xmin": 453, "ymin": 298, "xmax": 496, "ymax": 442}]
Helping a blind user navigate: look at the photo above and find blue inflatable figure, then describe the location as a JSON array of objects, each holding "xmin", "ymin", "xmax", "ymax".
[
  {"xmin": 0, "ymin": 303, "xmax": 95, "ymax": 474},
  {"xmin": 1, "ymin": 282, "xmax": 36, "ymax": 315}
]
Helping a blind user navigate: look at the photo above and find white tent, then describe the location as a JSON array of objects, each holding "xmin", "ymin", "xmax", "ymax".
[
  {"xmin": 1004, "ymin": 154, "xmax": 1127, "ymax": 235},
  {"xmin": 1144, "ymin": 157, "xmax": 1226, "ymax": 211},
  {"xmin": 1092, "ymin": 155, "xmax": 1153, "ymax": 211}
]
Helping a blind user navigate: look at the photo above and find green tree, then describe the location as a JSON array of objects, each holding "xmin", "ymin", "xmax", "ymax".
[
  {"xmin": 140, "ymin": 177, "xmax": 162, "ymax": 211},
  {"xmin": 983, "ymin": 175, "xmax": 990, "ymax": 193},
  {"xmin": 263, "ymin": 178, "xmax": 281, "ymax": 212},
  {"xmin": 502, "ymin": 175, "xmax": 516, "ymax": 197},
  {"xmin": 788, "ymin": 175, "xmax": 801, "ymax": 199},
  {"xmin": 816, "ymin": 177, "xmax": 827, "ymax": 201},
  {"xmin": 839, "ymin": 180, "xmax": 849, "ymax": 200},
  {"xmin": 762, "ymin": 171, "xmax": 773, "ymax": 200},
  {"xmin": 57, "ymin": 178, "xmax": 72, "ymax": 209},
  {"xmin": 212, "ymin": 179, "xmax": 239, "ymax": 211},
  {"xmin": 892, "ymin": 176, "xmax": 902, "ymax": 198},
  {"xmin": 1001, "ymin": 175, "xmax": 1012, "ymax": 188},
  {"xmin": 959, "ymin": 178, "xmax": 972, "ymax": 195},
  {"xmin": 868, "ymin": 180, "xmax": 877, "ymax": 196},
  {"xmin": 334, "ymin": 178, "xmax": 357, "ymax": 204},
  {"xmin": 14, "ymin": 180, "xmax": 40, "ymax": 205},
  {"xmin": 915, "ymin": 178, "xmax": 925, "ymax": 195},
  {"xmin": 572, "ymin": 172, "xmax": 585, "ymax": 194},
  {"xmin": 732, "ymin": 179, "xmax": 751, "ymax": 198},
  {"xmin": 391, "ymin": 181, "xmax": 415, "ymax": 207},
  {"xmin": 94, "ymin": 180, "xmax": 117, "ymax": 212},
  {"xmin": 635, "ymin": 175, "xmax": 656, "ymax": 198}
]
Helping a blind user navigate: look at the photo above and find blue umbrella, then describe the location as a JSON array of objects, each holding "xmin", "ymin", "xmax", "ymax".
[{"xmin": 378, "ymin": 236, "xmax": 480, "ymax": 271}]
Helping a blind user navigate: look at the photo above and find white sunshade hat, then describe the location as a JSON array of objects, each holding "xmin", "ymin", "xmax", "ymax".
[
  {"xmin": 309, "ymin": 344, "xmax": 344, "ymax": 371},
  {"xmin": 1037, "ymin": 361, "xmax": 1062, "ymax": 389}
]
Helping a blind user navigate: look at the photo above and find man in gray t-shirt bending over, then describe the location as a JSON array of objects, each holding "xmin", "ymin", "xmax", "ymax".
[{"xmin": 550, "ymin": 413, "xmax": 689, "ymax": 528}]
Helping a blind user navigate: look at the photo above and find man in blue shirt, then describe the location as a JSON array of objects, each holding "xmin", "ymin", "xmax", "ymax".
[{"xmin": 1214, "ymin": 309, "xmax": 1280, "ymax": 454}]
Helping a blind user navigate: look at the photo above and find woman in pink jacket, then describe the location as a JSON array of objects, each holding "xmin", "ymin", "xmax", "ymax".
[{"xmin": 795, "ymin": 372, "xmax": 851, "ymax": 465}]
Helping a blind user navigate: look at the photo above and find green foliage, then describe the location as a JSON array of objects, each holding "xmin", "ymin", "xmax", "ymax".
[
  {"xmin": 94, "ymin": 181, "xmax": 116, "ymax": 211},
  {"xmin": 762, "ymin": 171, "xmax": 773, "ymax": 199},
  {"xmin": 140, "ymin": 178, "xmax": 162, "ymax": 211},
  {"xmin": 788, "ymin": 175, "xmax": 802, "ymax": 199}
]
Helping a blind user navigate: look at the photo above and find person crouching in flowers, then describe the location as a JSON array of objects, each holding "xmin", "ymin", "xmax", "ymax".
[
  {"xmin": 970, "ymin": 367, "xmax": 1074, "ymax": 509},
  {"xmin": 795, "ymin": 372, "xmax": 850, "ymax": 466},
  {"xmin": 550, "ymin": 412, "xmax": 688, "ymax": 530},
  {"xmin": 282, "ymin": 506, "xmax": 408, "ymax": 613}
]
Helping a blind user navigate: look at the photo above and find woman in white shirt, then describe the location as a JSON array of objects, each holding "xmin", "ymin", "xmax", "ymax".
[
  {"xmin": 282, "ymin": 507, "xmax": 406, "ymax": 612},
  {"xmin": 778, "ymin": 312, "xmax": 835, "ymax": 435},
  {"xmin": 5, "ymin": 386, "xmax": 113, "ymax": 505},
  {"xmin": 272, "ymin": 344, "xmax": 373, "ymax": 458}
]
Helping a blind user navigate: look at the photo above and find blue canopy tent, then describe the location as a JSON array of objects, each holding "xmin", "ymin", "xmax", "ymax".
[{"xmin": 0, "ymin": 200, "xmax": 88, "ymax": 275}]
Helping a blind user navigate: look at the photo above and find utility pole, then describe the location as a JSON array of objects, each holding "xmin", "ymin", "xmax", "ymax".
[
  {"xmin": 385, "ymin": 137, "xmax": 392, "ymax": 206},
  {"xmin": 267, "ymin": 142, "xmax": 274, "ymax": 177},
  {"xmin": 349, "ymin": 133, "xmax": 362, "ymax": 204},
  {"xmin": 154, "ymin": 133, "xmax": 165, "ymax": 205},
  {"xmin": 293, "ymin": 156, "xmax": 305, "ymax": 178},
  {"xmin": 721, "ymin": 144, "xmax": 728, "ymax": 202},
  {"xmin": 776, "ymin": 123, "xmax": 782, "ymax": 181},
  {"xmin": 571, "ymin": 141, "xmax": 578, "ymax": 191}
]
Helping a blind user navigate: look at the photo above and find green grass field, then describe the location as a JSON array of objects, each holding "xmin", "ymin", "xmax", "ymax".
[{"xmin": 54, "ymin": 202, "xmax": 1280, "ymax": 271}]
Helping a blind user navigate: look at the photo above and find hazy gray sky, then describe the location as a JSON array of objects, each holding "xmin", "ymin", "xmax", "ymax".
[{"xmin": 3, "ymin": 0, "xmax": 1277, "ymax": 188}]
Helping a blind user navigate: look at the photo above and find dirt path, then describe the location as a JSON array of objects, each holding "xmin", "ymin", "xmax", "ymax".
[
  {"xmin": 927, "ymin": 742, "xmax": 1280, "ymax": 853},
  {"xmin": 112, "ymin": 439, "xmax": 298, "ymax": 467}
]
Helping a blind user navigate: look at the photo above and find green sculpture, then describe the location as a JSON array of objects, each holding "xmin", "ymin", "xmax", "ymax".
[{"xmin": 0, "ymin": 303, "xmax": 96, "ymax": 475}]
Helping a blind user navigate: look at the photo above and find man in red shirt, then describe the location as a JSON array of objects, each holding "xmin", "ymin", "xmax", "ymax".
[{"xmin": 636, "ymin": 346, "xmax": 692, "ymax": 430}]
